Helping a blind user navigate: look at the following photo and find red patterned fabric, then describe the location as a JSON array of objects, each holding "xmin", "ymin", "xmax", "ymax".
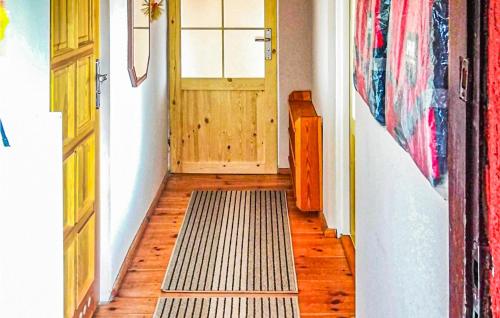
[
  {"xmin": 486, "ymin": 0, "xmax": 500, "ymax": 315},
  {"xmin": 385, "ymin": 0, "xmax": 448, "ymax": 186}
]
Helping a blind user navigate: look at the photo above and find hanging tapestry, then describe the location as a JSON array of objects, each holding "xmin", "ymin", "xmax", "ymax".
[
  {"xmin": 353, "ymin": 0, "xmax": 391, "ymax": 125},
  {"xmin": 385, "ymin": 0, "xmax": 449, "ymax": 186}
]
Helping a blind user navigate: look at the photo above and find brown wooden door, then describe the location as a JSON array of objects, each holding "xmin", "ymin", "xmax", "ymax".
[
  {"xmin": 168, "ymin": 0, "xmax": 278, "ymax": 174},
  {"xmin": 449, "ymin": 0, "xmax": 491, "ymax": 316},
  {"xmin": 50, "ymin": 0, "xmax": 99, "ymax": 317}
]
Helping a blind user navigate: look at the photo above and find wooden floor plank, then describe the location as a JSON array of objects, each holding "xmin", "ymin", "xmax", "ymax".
[{"xmin": 95, "ymin": 174, "xmax": 355, "ymax": 317}]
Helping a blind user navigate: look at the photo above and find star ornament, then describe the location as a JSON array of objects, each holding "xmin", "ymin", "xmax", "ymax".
[{"xmin": 142, "ymin": 0, "xmax": 164, "ymax": 22}]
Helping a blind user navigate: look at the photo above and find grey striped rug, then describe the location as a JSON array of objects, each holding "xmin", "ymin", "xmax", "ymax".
[
  {"xmin": 161, "ymin": 190, "xmax": 298, "ymax": 293},
  {"xmin": 153, "ymin": 297, "xmax": 300, "ymax": 318}
]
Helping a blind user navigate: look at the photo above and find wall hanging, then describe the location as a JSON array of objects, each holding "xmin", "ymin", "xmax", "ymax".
[
  {"xmin": 385, "ymin": 0, "xmax": 449, "ymax": 186},
  {"xmin": 353, "ymin": 0, "xmax": 391, "ymax": 125}
]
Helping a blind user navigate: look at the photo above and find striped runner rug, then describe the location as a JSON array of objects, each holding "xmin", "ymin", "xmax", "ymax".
[
  {"xmin": 161, "ymin": 190, "xmax": 298, "ymax": 293},
  {"xmin": 153, "ymin": 297, "xmax": 300, "ymax": 318}
]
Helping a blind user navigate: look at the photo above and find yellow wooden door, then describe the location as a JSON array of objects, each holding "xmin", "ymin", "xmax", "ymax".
[
  {"xmin": 169, "ymin": 0, "xmax": 278, "ymax": 174},
  {"xmin": 50, "ymin": 1, "xmax": 99, "ymax": 317}
]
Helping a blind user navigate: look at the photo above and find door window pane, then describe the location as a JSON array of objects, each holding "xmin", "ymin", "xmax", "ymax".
[
  {"xmin": 224, "ymin": 0, "xmax": 264, "ymax": 28},
  {"xmin": 181, "ymin": 0, "xmax": 222, "ymax": 28},
  {"xmin": 182, "ymin": 30, "xmax": 223, "ymax": 78},
  {"xmin": 224, "ymin": 30, "xmax": 265, "ymax": 78}
]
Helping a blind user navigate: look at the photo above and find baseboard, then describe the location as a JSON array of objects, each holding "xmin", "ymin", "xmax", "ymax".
[
  {"xmin": 110, "ymin": 172, "xmax": 169, "ymax": 299},
  {"xmin": 340, "ymin": 235, "xmax": 355, "ymax": 279},
  {"xmin": 319, "ymin": 211, "xmax": 337, "ymax": 238},
  {"xmin": 278, "ymin": 168, "xmax": 291, "ymax": 175}
]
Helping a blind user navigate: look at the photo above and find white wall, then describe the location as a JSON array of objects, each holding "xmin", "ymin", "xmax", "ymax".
[
  {"xmin": 355, "ymin": 94, "xmax": 449, "ymax": 317},
  {"xmin": 99, "ymin": 0, "xmax": 169, "ymax": 301},
  {"xmin": 0, "ymin": 2, "xmax": 64, "ymax": 317},
  {"xmin": 312, "ymin": 0, "xmax": 350, "ymax": 233},
  {"xmin": 0, "ymin": 1, "xmax": 50, "ymax": 116},
  {"xmin": 311, "ymin": 1, "xmax": 450, "ymax": 315},
  {"xmin": 278, "ymin": 0, "xmax": 312, "ymax": 168}
]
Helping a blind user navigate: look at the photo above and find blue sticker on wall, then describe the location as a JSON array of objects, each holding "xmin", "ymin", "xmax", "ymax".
[{"xmin": 0, "ymin": 119, "xmax": 11, "ymax": 147}]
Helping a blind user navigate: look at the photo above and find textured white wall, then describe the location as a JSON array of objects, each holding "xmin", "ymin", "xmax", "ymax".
[
  {"xmin": 99, "ymin": 0, "xmax": 169, "ymax": 301},
  {"xmin": 311, "ymin": 0, "xmax": 350, "ymax": 233},
  {"xmin": 278, "ymin": 0, "xmax": 312, "ymax": 168},
  {"xmin": 0, "ymin": 2, "xmax": 64, "ymax": 317},
  {"xmin": 355, "ymin": 93, "xmax": 449, "ymax": 317}
]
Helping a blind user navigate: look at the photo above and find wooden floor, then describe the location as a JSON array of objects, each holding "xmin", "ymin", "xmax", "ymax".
[{"xmin": 95, "ymin": 174, "xmax": 355, "ymax": 317}]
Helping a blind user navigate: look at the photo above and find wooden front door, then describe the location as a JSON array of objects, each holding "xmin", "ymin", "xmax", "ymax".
[
  {"xmin": 169, "ymin": 0, "xmax": 278, "ymax": 174},
  {"xmin": 50, "ymin": 1, "xmax": 99, "ymax": 317}
]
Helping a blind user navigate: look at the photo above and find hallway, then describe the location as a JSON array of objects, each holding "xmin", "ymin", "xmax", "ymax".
[{"xmin": 95, "ymin": 174, "xmax": 355, "ymax": 317}]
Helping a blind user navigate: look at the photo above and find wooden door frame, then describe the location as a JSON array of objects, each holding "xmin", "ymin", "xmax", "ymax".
[
  {"xmin": 448, "ymin": 0, "xmax": 490, "ymax": 316},
  {"xmin": 93, "ymin": 1, "xmax": 101, "ymax": 314},
  {"xmin": 167, "ymin": 0, "xmax": 278, "ymax": 174}
]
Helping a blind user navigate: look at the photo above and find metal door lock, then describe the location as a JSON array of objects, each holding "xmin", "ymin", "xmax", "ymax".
[
  {"xmin": 96, "ymin": 59, "xmax": 108, "ymax": 110},
  {"xmin": 255, "ymin": 28, "xmax": 273, "ymax": 60}
]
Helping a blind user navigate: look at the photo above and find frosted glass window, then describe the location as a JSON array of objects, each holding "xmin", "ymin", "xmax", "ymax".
[
  {"xmin": 133, "ymin": 29, "xmax": 150, "ymax": 77},
  {"xmin": 224, "ymin": 30, "xmax": 265, "ymax": 78},
  {"xmin": 181, "ymin": 0, "xmax": 222, "ymax": 27},
  {"xmin": 182, "ymin": 30, "xmax": 223, "ymax": 78},
  {"xmin": 224, "ymin": 0, "xmax": 264, "ymax": 28}
]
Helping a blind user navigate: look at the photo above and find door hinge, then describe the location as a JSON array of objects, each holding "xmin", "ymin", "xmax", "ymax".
[
  {"xmin": 472, "ymin": 240, "xmax": 492, "ymax": 318},
  {"xmin": 96, "ymin": 59, "xmax": 108, "ymax": 110},
  {"xmin": 459, "ymin": 57, "xmax": 470, "ymax": 102}
]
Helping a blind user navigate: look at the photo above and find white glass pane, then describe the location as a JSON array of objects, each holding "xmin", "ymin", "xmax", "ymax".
[
  {"xmin": 133, "ymin": 29, "xmax": 150, "ymax": 78},
  {"xmin": 224, "ymin": 0, "xmax": 264, "ymax": 28},
  {"xmin": 182, "ymin": 30, "xmax": 222, "ymax": 78},
  {"xmin": 181, "ymin": 0, "xmax": 222, "ymax": 27},
  {"xmin": 224, "ymin": 30, "xmax": 265, "ymax": 78}
]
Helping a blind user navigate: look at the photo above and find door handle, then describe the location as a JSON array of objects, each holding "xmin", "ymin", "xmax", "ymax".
[
  {"xmin": 96, "ymin": 59, "xmax": 108, "ymax": 110},
  {"xmin": 254, "ymin": 37, "xmax": 271, "ymax": 42},
  {"xmin": 254, "ymin": 28, "xmax": 272, "ymax": 60}
]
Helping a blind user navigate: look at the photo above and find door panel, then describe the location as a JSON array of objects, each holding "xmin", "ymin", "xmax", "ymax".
[
  {"xmin": 52, "ymin": 0, "xmax": 76, "ymax": 55},
  {"xmin": 77, "ymin": 0, "xmax": 93, "ymax": 45},
  {"xmin": 76, "ymin": 135, "xmax": 95, "ymax": 223},
  {"xmin": 180, "ymin": 90, "xmax": 261, "ymax": 164},
  {"xmin": 51, "ymin": 0, "xmax": 98, "ymax": 317},
  {"xmin": 169, "ymin": 0, "xmax": 277, "ymax": 174},
  {"xmin": 76, "ymin": 215, "xmax": 95, "ymax": 304},
  {"xmin": 64, "ymin": 240, "xmax": 77, "ymax": 318},
  {"xmin": 63, "ymin": 154, "xmax": 76, "ymax": 232},
  {"xmin": 76, "ymin": 56, "xmax": 95, "ymax": 134},
  {"xmin": 51, "ymin": 64, "xmax": 76, "ymax": 147}
]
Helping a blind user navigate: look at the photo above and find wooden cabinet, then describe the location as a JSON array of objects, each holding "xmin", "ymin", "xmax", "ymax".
[{"xmin": 288, "ymin": 91, "xmax": 323, "ymax": 212}]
